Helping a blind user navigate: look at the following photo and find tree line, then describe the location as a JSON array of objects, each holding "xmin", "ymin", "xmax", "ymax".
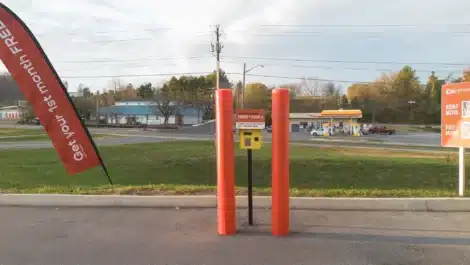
[
  {"xmin": 0, "ymin": 73, "xmax": 24, "ymax": 106},
  {"xmin": 1, "ymin": 66, "xmax": 470, "ymax": 125},
  {"xmin": 69, "ymin": 70, "xmax": 231, "ymax": 123},
  {"xmin": 347, "ymin": 67, "xmax": 470, "ymax": 124}
]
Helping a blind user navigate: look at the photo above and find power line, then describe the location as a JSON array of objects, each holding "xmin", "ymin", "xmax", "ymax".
[
  {"xmin": 257, "ymin": 23, "xmax": 470, "ymax": 28},
  {"xmin": 36, "ymin": 36, "xmax": 210, "ymax": 46},
  {"xmin": 228, "ymin": 72, "xmax": 371, "ymax": 84},
  {"xmin": 55, "ymin": 61, "xmax": 461, "ymax": 76},
  {"xmin": 232, "ymin": 72, "xmax": 372, "ymax": 84},
  {"xmin": 220, "ymin": 59, "xmax": 462, "ymax": 74},
  {"xmin": 53, "ymin": 35, "xmax": 212, "ymax": 44},
  {"xmin": 58, "ymin": 70, "xmax": 373, "ymax": 84},
  {"xmin": 60, "ymin": 72, "xmax": 213, "ymax": 79},
  {"xmin": 57, "ymin": 56, "xmax": 210, "ymax": 64},
  {"xmin": 36, "ymin": 27, "xmax": 211, "ymax": 37},
  {"xmin": 55, "ymin": 56, "xmax": 462, "ymax": 76},
  {"xmin": 53, "ymin": 55, "xmax": 468, "ymax": 67},
  {"xmin": 34, "ymin": 23, "xmax": 470, "ymax": 36},
  {"xmin": 51, "ymin": 56, "xmax": 465, "ymax": 77},
  {"xmin": 248, "ymin": 32, "xmax": 470, "ymax": 37},
  {"xmin": 37, "ymin": 31, "xmax": 470, "ymax": 43},
  {"xmin": 60, "ymin": 70, "xmax": 455, "ymax": 85},
  {"xmin": 222, "ymin": 56, "xmax": 469, "ymax": 66},
  {"xmin": 36, "ymin": 27, "xmax": 172, "ymax": 36},
  {"xmin": 31, "ymin": 28, "xmax": 470, "ymax": 47},
  {"xmin": 71, "ymin": 36, "xmax": 211, "ymax": 44}
]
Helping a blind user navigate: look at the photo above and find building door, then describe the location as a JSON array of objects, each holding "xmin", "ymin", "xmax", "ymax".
[{"xmin": 291, "ymin": 123, "xmax": 300, "ymax": 132}]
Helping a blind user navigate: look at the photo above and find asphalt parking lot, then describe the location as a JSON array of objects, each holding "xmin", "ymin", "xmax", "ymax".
[{"xmin": 0, "ymin": 207, "xmax": 469, "ymax": 265}]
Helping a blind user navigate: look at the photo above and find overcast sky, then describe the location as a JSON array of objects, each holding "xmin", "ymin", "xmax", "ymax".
[{"xmin": 2, "ymin": 0, "xmax": 470, "ymax": 92}]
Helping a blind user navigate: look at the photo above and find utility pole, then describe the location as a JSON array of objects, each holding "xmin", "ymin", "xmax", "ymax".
[
  {"xmin": 408, "ymin": 100, "xmax": 416, "ymax": 123},
  {"xmin": 211, "ymin": 25, "xmax": 223, "ymax": 90}
]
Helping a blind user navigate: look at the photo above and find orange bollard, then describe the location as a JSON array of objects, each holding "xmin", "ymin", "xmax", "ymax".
[
  {"xmin": 215, "ymin": 89, "xmax": 236, "ymax": 235},
  {"xmin": 271, "ymin": 88, "xmax": 290, "ymax": 236}
]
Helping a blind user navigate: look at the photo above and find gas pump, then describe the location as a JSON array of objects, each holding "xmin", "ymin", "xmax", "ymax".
[
  {"xmin": 322, "ymin": 122, "xmax": 330, "ymax": 136},
  {"xmin": 352, "ymin": 123, "xmax": 361, "ymax": 136}
]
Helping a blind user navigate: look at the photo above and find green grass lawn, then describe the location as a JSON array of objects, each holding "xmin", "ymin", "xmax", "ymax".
[
  {"xmin": 384, "ymin": 124, "xmax": 440, "ymax": 133},
  {"xmin": 0, "ymin": 133, "xmax": 117, "ymax": 142},
  {"xmin": 0, "ymin": 128, "xmax": 44, "ymax": 136},
  {"xmin": 0, "ymin": 128, "xmax": 118, "ymax": 141},
  {"xmin": 0, "ymin": 141, "xmax": 466, "ymax": 197},
  {"xmin": 0, "ymin": 134, "xmax": 50, "ymax": 141}
]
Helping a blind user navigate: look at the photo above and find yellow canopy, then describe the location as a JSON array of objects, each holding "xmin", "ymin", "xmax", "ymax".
[{"xmin": 320, "ymin": 109, "xmax": 362, "ymax": 118}]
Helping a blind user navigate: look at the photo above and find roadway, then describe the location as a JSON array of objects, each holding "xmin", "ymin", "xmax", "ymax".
[
  {"xmin": 0, "ymin": 207, "xmax": 468, "ymax": 265},
  {"xmin": 0, "ymin": 122, "xmax": 442, "ymax": 150}
]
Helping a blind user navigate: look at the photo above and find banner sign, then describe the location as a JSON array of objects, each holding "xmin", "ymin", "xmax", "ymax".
[
  {"xmin": 0, "ymin": 3, "xmax": 108, "ymax": 176},
  {"xmin": 441, "ymin": 82, "xmax": 470, "ymax": 147},
  {"xmin": 236, "ymin": 109, "xmax": 266, "ymax": 129}
]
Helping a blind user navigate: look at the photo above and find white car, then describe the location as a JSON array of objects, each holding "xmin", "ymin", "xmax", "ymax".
[{"xmin": 310, "ymin": 128, "xmax": 327, "ymax": 136}]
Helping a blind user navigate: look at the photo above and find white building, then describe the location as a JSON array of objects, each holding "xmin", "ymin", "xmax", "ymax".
[
  {"xmin": 0, "ymin": 105, "xmax": 23, "ymax": 120},
  {"xmin": 99, "ymin": 100, "xmax": 204, "ymax": 125}
]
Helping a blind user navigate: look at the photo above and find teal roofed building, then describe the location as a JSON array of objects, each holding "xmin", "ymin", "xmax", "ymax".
[{"xmin": 98, "ymin": 100, "xmax": 204, "ymax": 125}]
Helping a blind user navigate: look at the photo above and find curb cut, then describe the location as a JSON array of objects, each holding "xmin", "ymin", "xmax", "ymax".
[{"xmin": 1, "ymin": 194, "xmax": 470, "ymax": 212}]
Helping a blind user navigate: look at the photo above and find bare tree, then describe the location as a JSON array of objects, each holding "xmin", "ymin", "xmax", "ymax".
[
  {"xmin": 154, "ymin": 86, "xmax": 176, "ymax": 125},
  {"xmin": 322, "ymin": 82, "xmax": 342, "ymax": 109},
  {"xmin": 110, "ymin": 78, "xmax": 124, "ymax": 92},
  {"xmin": 300, "ymin": 77, "xmax": 322, "ymax": 96},
  {"xmin": 279, "ymin": 83, "xmax": 302, "ymax": 98},
  {"xmin": 0, "ymin": 72, "xmax": 24, "ymax": 105},
  {"xmin": 323, "ymin": 82, "xmax": 340, "ymax": 97}
]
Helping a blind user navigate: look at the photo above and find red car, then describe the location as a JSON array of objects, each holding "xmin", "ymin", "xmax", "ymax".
[{"xmin": 369, "ymin": 126, "xmax": 396, "ymax": 135}]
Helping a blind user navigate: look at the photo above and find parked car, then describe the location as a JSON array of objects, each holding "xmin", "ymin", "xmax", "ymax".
[
  {"xmin": 16, "ymin": 117, "xmax": 40, "ymax": 125},
  {"xmin": 309, "ymin": 128, "xmax": 323, "ymax": 136},
  {"xmin": 369, "ymin": 126, "xmax": 396, "ymax": 135},
  {"xmin": 360, "ymin": 128, "xmax": 369, "ymax": 135},
  {"xmin": 310, "ymin": 128, "xmax": 334, "ymax": 136}
]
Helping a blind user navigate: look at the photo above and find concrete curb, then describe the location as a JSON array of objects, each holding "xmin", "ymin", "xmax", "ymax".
[{"xmin": 1, "ymin": 194, "xmax": 470, "ymax": 211}]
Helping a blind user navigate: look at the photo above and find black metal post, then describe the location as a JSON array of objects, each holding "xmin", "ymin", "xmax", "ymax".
[{"xmin": 247, "ymin": 149, "xmax": 253, "ymax": 226}]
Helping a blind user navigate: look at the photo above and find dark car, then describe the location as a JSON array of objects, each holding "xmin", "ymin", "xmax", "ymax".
[{"xmin": 369, "ymin": 126, "xmax": 396, "ymax": 135}]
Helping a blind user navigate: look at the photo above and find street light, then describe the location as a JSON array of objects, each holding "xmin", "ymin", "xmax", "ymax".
[
  {"xmin": 408, "ymin": 100, "xmax": 416, "ymax": 123},
  {"xmin": 241, "ymin": 63, "xmax": 264, "ymax": 108}
]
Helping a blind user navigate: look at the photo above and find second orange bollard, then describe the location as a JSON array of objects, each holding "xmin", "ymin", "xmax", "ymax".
[{"xmin": 271, "ymin": 88, "xmax": 290, "ymax": 236}]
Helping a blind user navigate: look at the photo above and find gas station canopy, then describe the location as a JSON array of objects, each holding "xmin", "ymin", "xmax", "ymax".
[
  {"xmin": 290, "ymin": 109, "xmax": 362, "ymax": 121},
  {"xmin": 319, "ymin": 109, "xmax": 362, "ymax": 119}
]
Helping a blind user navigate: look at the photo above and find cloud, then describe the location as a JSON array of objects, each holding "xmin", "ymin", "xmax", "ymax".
[{"xmin": 1, "ymin": 0, "xmax": 470, "ymax": 91}]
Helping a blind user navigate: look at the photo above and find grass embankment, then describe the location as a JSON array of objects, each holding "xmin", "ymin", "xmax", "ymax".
[
  {"xmin": 0, "ymin": 128, "xmax": 116, "ymax": 141},
  {"xmin": 383, "ymin": 124, "xmax": 440, "ymax": 133},
  {"xmin": 0, "ymin": 141, "xmax": 466, "ymax": 197}
]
